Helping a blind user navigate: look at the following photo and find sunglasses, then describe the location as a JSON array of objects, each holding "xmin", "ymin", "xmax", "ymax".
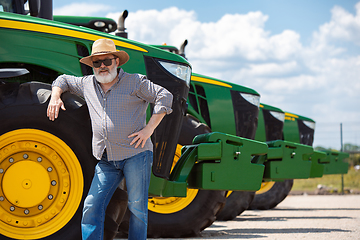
[{"xmin": 92, "ymin": 58, "xmax": 116, "ymax": 68}]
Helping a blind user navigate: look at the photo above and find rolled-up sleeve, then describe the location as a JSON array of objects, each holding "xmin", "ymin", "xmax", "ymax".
[
  {"xmin": 152, "ymin": 87, "xmax": 173, "ymax": 114},
  {"xmin": 52, "ymin": 74, "xmax": 85, "ymax": 98},
  {"xmin": 135, "ymin": 76, "xmax": 173, "ymax": 115}
]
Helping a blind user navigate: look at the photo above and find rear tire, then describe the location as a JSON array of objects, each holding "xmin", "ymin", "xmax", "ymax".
[
  {"xmin": 248, "ymin": 180, "xmax": 294, "ymax": 210},
  {"xmin": 216, "ymin": 191, "xmax": 255, "ymax": 221},
  {"xmin": 0, "ymin": 82, "xmax": 96, "ymax": 239}
]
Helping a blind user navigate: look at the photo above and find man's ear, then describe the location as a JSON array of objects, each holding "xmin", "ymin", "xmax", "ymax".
[{"xmin": 116, "ymin": 57, "xmax": 120, "ymax": 67}]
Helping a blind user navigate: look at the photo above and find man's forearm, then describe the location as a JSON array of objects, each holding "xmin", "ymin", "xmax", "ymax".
[
  {"xmin": 51, "ymin": 86, "xmax": 63, "ymax": 99},
  {"xmin": 146, "ymin": 112, "xmax": 166, "ymax": 132},
  {"xmin": 47, "ymin": 86, "xmax": 66, "ymax": 121}
]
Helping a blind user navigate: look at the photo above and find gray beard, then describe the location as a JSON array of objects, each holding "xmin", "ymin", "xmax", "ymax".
[{"xmin": 94, "ymin": 67, "xmax": 118, "ymax": 83}]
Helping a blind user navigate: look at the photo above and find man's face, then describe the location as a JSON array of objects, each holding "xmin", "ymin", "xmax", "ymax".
[{"xmin": 92, "ymin": 54, "xmax": 120, "ymax": 84}]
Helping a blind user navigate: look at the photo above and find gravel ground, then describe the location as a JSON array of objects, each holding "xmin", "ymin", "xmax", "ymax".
[{"xmin": 115, "ymin": 194, "xmax": 360, "ymax": 240}]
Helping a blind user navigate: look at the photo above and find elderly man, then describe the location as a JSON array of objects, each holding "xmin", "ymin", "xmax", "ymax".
[{"xmin": 47, "ymin": 38, "xmax": 173, "ymax": 240}]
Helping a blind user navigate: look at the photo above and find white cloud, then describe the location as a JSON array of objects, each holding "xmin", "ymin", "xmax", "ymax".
[
  {"xmin": 54, "ymin": 3, "xmax": 111, "ymax": 16},
  {"xmin": 312, "ymin": 2, "xmax": 360, "ymax": 48},
  {"xmin": 108, "ymin": 9, "xmax": 301, "ymax": 61},
  {"xmin": 108, "ymin": 7, "xmax": 197, "ymax": 46},
  {"xmin": 237, "ymin": 61, "xmax": 299, "ymax": 78},
  {"xmin": 105, "ymin": 5, "xmax": 360, "ymax": 149}
]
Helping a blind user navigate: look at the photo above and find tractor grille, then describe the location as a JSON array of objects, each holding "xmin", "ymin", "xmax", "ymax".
[
  {"xmin": 144, "ymin": 56, "xmax": 189, "ymax": 179},
  {"xmin": 230, "ymin": 90, "xmax": 259, "ymax": 139},
  {"xmin": 263, "ymin": 109, "xmax": 284, "ymax": 141},
  {"xmin": 298, "ymin": 120, "xmax": 314, "ymax": 146}
]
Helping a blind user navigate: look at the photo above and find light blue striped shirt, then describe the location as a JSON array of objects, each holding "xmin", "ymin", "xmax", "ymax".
[{"xmin": 52, "ymin": 68, "xmax": 173, "ymax": 161}]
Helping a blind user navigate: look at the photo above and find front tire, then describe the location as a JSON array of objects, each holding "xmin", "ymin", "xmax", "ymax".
[
  {"xmin": 216, "ymin": 191, "xmax": 255, "ymax": 221},
  {"xmin": 248, "ymin": 180, "xmax": 294, "ymax": 210}
]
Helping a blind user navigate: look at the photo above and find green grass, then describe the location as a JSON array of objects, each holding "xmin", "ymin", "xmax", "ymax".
[{"xmin": 292, "ymin": 168, "xmax": 360, "ymax": 193}]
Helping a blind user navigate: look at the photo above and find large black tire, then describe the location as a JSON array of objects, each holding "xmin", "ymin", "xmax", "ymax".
[
  {"xmin": 216, "ymin": 191, "xmax": 255, "ymax": 221},
  {"xmin": 248, "ymin": 180, "xmax": 294, "ymax": 210},
  {"xmin": 148, "ymin": 189, "xmax": 226, "ymax": 238},
  {"xmin": 118, "ymin": 114, "xmax": 226, "ymax": 238},
  {"xmin": 0, "ymin": 82, "xmax": 97, "ymax": 239}
]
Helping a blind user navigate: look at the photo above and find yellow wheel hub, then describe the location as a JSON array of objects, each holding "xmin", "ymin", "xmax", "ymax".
[
  {"xmin": 3, "ymin": 160, "xmax": 50, "ymax": 208},
  {"xmin": 148, "ymin": 144, "xmax": 198, "ymax": 214},
  {"xmin": 0, "ymin": 129, "xmax": 84, "ymax": 239},
  {"xmin": 256, "ymin": 181, "xmax": 275, "ymax": 195}
]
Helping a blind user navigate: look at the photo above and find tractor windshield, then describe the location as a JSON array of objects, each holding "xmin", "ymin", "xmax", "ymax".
[
  {"xmin": 0, "ymin": 0, "xmax": 14, "ymax": 12},
  {"xmin": 0, "ymin": 0, "xmax": 27, "ymax": 14}
]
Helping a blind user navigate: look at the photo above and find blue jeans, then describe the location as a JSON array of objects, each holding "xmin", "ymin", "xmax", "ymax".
[{"xmin": 81, "ymin": 150, "xmax": 153, "ymax": 240}]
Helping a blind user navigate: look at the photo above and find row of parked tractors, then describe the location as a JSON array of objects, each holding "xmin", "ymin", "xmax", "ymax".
[{"xmin": 0, "ymin": 1, "xmax": 348, "ymax": 239}]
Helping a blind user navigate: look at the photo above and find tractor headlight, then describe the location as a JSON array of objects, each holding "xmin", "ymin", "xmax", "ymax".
[
  {"xmin": 94, "ymin": 21, "xmax": 106, "ymax": 27},
  {"xmin": 158, "ymin": 60, "xmax": 191, "ymax": 86},
  {"xmin": 303, "ymin": 120, "xmax": 316, "ymax": 130},
  {"xmin": 240, "ymin": 93, "xmax": 260, "ymax": 107},
  {"xmin": 270, "ymin": 111, "xmax": 285, "ymax": 122}
]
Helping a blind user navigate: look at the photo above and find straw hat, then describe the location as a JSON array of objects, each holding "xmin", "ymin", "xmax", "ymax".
[{"xmin": 80, "ymin": 39, "xmax": 129, "ymax": 67}]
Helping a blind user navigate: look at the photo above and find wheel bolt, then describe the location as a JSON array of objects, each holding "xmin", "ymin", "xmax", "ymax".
[
  {"xmin": 38, "ymin": 205, "xmax": 43, "ymax": 210},
  {"xmin": 9, "ymin": 158, "xmax": 14, "ymax": 163},
  {"xmin": 51, "ymin": 180, "xmax": 57, "ymax": 186},
  {"xmin": 48, "ymin": 194, "xmax": 53, "ymax": 200},
  {"xmin": 24, "ymin": 209, "xmax": 29, "ymax": 215},
  {"xmin": 37, "ymin": 157, "xmax": 42, "ymax": 162},
  {"xmin": 47, "ymin": 167, "xmax": 53, "ymax": 172},
  {"xmin": 10, "ymin": 206, "xmax": 15, "ymax": 211},
  {"xmin": 0, "ymin": 169, "xmax": 3, "ymax": 174},
  {"xmin": 0, "ymin": 196, "xmax": 4, "ymax": 201},
  {"xmin": 23, "ymin": 154, "xmax": 28, "ymax": 159}
]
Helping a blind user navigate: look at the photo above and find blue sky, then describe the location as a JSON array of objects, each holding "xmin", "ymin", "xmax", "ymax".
[
  {"xmin": 54, "ymin": 0, "xmax": 358, "ymax": 44},
  {"xmin": 53, "ymin": 1, "xmax": 360, "ymax": 150}
]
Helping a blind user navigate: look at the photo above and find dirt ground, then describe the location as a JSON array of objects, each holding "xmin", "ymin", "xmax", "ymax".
[{"xmin": 116, "ymin": 194, "xmax": 360, "ymax": 240}]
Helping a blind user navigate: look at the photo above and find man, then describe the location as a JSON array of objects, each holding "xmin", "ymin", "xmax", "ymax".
[{"xmin": 47, "ymin": 38, "xmax": 173, "ymax": 240}]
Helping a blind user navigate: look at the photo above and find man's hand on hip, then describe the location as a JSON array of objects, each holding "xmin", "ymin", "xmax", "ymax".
[
  {"xmin": 128, "ymin": 112, "xmax": 166, "ymax": 148},
  {"xmin": 128, "ymin": 127, "xmax": 154, "ymax": 149}
]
